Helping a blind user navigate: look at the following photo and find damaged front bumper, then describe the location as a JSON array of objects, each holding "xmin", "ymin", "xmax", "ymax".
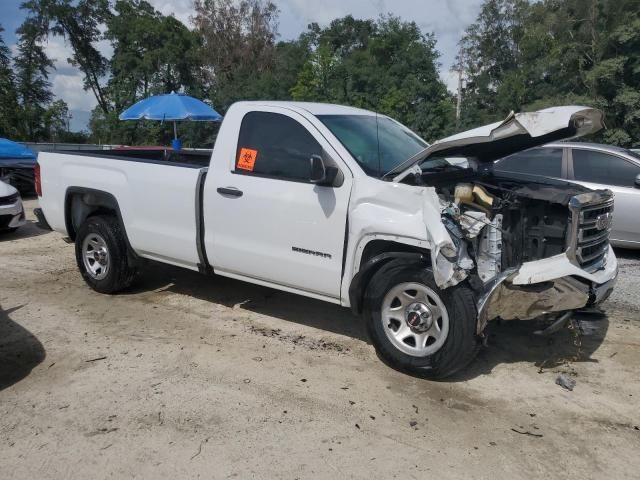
[{"xmin": 476, "ymin": 246, "xmax": 618, "ymax": 333}]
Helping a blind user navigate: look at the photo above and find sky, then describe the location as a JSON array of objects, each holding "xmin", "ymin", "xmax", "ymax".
[{"xmin": 0, "ymin": 0, "xmax": 484, "ymax": 131}]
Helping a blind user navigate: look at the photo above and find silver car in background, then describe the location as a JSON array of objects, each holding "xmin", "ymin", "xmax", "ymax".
[
  {"xmin": 0, "ymin": 179, "xmax": 26, "ymax": 233},
  {"xmin": 495, "ymin": 142, "xmax": 640, "ymax": 248}
]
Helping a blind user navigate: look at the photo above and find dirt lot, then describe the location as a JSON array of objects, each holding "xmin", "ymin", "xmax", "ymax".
[{"xmin": 1, "ymin": 199, "xmax": 639, "ymax": 479}]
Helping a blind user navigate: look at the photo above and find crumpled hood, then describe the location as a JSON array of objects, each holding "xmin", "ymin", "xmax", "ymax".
[{"xmin": 388, "ymin": 106, "xmax": 604, "ymax": 180}]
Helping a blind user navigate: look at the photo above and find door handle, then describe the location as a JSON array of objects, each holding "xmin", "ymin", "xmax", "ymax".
[{"xmin": 217, "ymin": 187, "xmax": 243, "ymax": 197}]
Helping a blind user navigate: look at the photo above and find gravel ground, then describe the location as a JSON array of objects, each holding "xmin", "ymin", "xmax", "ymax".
[{"xmin": 1, "ymin": 199, "xmax": 639, "ymax": 479}]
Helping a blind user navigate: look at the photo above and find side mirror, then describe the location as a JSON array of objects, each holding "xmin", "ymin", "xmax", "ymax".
[
  {"xmin": 310, "ymin": 154, "xmax": 327, "ymax": 184},
  {"xmin": 310, "ymin": 154, "xmax": 341, "ymax": 187},
  {"xmin": 635, "ymin": 174, "xmax": 640, "ymax": 188}
]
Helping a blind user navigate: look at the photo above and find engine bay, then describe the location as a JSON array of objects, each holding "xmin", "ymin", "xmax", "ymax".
[{"xmin": 402, "ymin": 160, "xmax": 591, "ymax": 288}]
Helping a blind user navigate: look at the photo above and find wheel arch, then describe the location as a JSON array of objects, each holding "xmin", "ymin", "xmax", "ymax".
[
  {"xmin": 348, "ymin": 239, "xmax": 430, "ymax": 315},
  {"xmin": 65, "ymin": 187, "xmax": 137, "ymax": 260}
]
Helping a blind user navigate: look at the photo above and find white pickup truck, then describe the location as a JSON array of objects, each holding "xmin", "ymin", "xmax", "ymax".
[{"xmin": 35, "ymin": 102, "xmax": 618, "ymax": 378}]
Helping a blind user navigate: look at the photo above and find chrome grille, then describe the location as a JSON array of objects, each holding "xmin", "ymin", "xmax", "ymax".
[{"xmin": 567, "ymin": 192, "xmax": 614, "ymax": 272}]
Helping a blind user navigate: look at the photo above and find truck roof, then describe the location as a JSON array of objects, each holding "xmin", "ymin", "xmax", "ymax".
[{"xmin": 231, "ymin": 101, "xmax": 376, "ymax": 117}]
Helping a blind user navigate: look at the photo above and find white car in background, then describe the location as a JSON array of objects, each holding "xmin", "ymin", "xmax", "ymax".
[
  {"xmin": 495, "ymin": 142, "xmax": 640, "ymax": 248},
  {"xmin": 0, "ymin": 179, "xmax": 26, "ymax": 233}
]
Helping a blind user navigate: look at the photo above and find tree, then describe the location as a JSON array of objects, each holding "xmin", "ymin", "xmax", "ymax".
[
  {"xmin": 0, "ymin": 25, "xmax": 21, "ymax": 138},
  {"xmin": 14, "ymin": 15, "xmax": 55, "ymax": 140},
  {"xmin": 21, "ymin": 0, "xmax": 112, "ymax": 114},
  {"xmin": 457, "ymin": 0, "xmax": 640, "ymax": 146},
  {"xmin": 88, "ymin": 0, "xmax": 203, "ymax": 145},
  {"xmin": 43, "ymin": 98, "xmax": 70, "ymax": 141},
  {"xmin": 192, "ymin": 0, "xmax": 280, "ymax": 109},
  {"xmin": 292, "ymin": 15, "xmax": 455, "ymax": 141},
  {"xmin": 455, "ymin": 0, "xmax": 528, "ymax": 127},
  {"xmin": 106, "ymin": 0, "xmax": 200, "ymax": 107}
]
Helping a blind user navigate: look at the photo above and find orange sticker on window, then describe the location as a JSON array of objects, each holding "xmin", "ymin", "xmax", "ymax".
[{"xmin": 237, "ymin": 148, "xmax": 258, "ymax": 171}]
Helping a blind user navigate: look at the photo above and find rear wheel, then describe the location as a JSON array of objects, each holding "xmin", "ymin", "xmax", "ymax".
[
  {"xmin": 75, "ymin": 215, "xmax": 137, "ymax": 294},
  {"xmin": 364, "ymin": 262, "xmax": 479, "ymax": 379}
]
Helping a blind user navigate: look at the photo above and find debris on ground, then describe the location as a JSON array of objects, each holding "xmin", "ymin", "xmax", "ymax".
[
  {"xmin": 248, "ymin": 325, "xmax": 350, "ymax": 353},
  {"xmin": 85, "ymin": 427, "xmax": 118, "ymax": 437},
  {"xmin": 555, "ymin": 373, "xmax": 577, "ymax": 391},
  {"xmin": 511, "ymin": 428, "xmax": 543, "ymax": 438},
  {"xmin": 85, "ymin": 356, "xmax": 107, "ymax": 363}
]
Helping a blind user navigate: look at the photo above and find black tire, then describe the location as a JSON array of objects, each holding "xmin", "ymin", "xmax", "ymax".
[
  {"xmin": 75, "ymin": 215, "xmax": 137, "ymax": 294},
  {"xmin": 364, "ymin": 261, "xmax": 479, "ymax": 379},
  {"xmin": 0, "ymin": 228, "xmax": 18, "ymax": 234}
]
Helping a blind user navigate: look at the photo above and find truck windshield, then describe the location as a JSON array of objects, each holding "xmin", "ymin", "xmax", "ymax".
[{"xmin": 318, "ymin": 114, "xmax": 427, "ymax": 177}]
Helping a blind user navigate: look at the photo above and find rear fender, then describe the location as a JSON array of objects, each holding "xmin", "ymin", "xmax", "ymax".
[{"xmin": 65, "ymin": 187, "xmax": 138, "ymax": 262}]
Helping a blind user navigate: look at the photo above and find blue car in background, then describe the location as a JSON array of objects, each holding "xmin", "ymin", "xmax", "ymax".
[{"xmin": 0, "ymin": 138, "xmax": 36, "ymax": 193}]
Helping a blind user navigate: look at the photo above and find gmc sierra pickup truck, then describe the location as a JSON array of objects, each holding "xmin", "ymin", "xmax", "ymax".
[{"xmin": 35, "ymin": 102, "xmax": 618, "ymax": 378}]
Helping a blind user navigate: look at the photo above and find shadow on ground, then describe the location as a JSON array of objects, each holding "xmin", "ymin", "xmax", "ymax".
[
  {"xmin": 127, "ymin": 261, "xmax": 368, "ymax": 342},
  {"xmin": 450, "ymin": 311, "xmax": 609, "ymax": 381},
  {"xmin": 0, "ymin": 305, "xmax": 46, "ymax": 391},
  {"xmin": 0, "ymin": 220, "xmax": 51, "ymax": 242},
  {"xmin": 126, "ymin": 261, "xmax": 609, "ymax": 381}
]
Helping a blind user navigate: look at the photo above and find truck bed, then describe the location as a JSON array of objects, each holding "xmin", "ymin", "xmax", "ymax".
[
  {"xmin": 49, "ymin": 148, "xmax": 213, "ymax": 169},
  {"xmin": 37, "ymin": 149, "xmax": 211, "ymax": 271}
]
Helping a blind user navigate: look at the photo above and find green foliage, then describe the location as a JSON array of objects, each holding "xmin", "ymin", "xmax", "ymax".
[
  {"xmin": 1, "ymin": 17, "xmax": 74, "ymax": 142},
  {"xmin": 291, "ymin": 15, "xmax": 455, "ymax": 141},
  {"xmin": 193, "ymin": 0, "xmax": 282, "ymax": 109},
  {"xmin": 18, "ymin": 0, "xmax": 640, "ymax": 148},
  {"xmin": 0, "ymin": 25, "xmax": 21, "ymax": 138},
  {"xmin": 89, "ymin": 0, "xmax": 203, "ymax": 145},
  {"xmin": 43, "ymin": 99, "xmax": 70, "ymax": 141},
  {"xmin": 192, "ymin": 6, "xmax": 454, "ymax": 141},
  {"xmin": 22, "ymin": 0, "xmax": 112, "ymax": 113},
  {"xmin": 458, "ymin": 0, "xmax": 640, "ymax": 146},
  {"xmin": 13, "ymin": 14, "xmax": 56, "ymax": 140}
]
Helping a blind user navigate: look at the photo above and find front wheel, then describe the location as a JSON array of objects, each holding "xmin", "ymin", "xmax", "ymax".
[
  {"xmin": 364, "ymin": 262, "xmax": 479, "ymax": 379},
  {"xmin": 75, "ymin": 215, "xmax": 137, "ymax": 294}
]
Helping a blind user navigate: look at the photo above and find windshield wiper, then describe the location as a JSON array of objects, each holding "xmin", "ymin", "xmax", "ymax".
[{"xmin": 381, "ymin": 146, "xmax": 430, "ymax": 180}]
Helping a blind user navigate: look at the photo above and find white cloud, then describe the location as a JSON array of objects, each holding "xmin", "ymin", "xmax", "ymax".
[{"xmin": 149, "ymin": 0, "xmax": 194, "ymax": 26}]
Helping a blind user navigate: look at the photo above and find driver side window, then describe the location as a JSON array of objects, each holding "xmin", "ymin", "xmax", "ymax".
[{"xmin": 235, "ymin": 111, "xmax": 322, "ymax": 182}]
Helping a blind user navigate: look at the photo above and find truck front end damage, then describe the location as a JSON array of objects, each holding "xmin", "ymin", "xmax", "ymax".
[
  {"xmin": 379, "ymin": 106, "xmax": 619, "ymax": 334},
  {"xmin": 420, "ymin": 177, "xmax": 617, "ymax": 334}
]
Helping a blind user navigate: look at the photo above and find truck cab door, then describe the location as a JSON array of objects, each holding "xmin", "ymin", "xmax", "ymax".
[{"xmin": 203, "ymin": 107, "xmax": 352, "ymax": 301}]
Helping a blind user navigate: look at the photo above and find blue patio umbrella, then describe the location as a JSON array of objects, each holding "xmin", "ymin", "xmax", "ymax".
[{"xmin": 119, "ymin": 91, "xmax": 223, "ymax": 149}]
